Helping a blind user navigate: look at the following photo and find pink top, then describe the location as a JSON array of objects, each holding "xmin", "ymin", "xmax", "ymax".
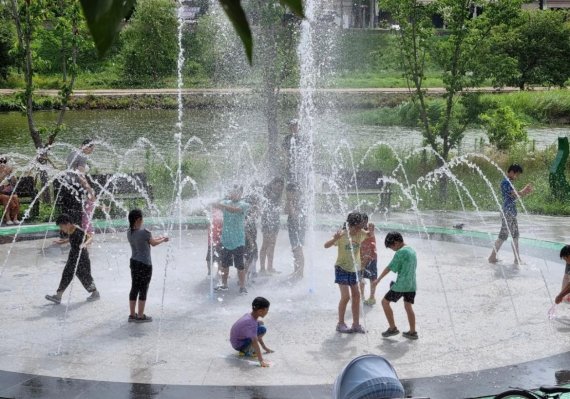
[
  {"xmin": 208, "ymin": 208, "xmax": 223, "ymax": 245},
  {"xmin": 360, "ymin": 235, "xmax": 377, "ymax": 266}
]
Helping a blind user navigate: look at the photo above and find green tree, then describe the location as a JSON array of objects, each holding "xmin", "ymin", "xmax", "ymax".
[
  {"xmin": 0, "ymin": 1, "xmax": 15, "ymax": 80},
  {"xmin": 249, "ymin": 0, "xmax": 299, "ymax": 173},
  {"xmin": 80, "ymin": 0, "xmax": 304, "ymax": 64},
  {"xmin": 32, "ymin": 9, "xmax": 99, "ymax": 75},
  {"xmin": 488, "ymin": 9, "xmax": 570, "ymax": 89},
  {"xmin": 9, "ymin": 0, "xmax": 81, "ymax": 201},
  {"xmin": 380, "ymin": 0, "xmax": 522, "ymax": 199},
  {"xmin": 119, "ymin": 0, "xmax": 178, "ymax": 85}
]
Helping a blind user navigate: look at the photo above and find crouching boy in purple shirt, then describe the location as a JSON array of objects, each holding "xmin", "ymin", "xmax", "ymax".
[{"xmin": 230, "ymin": 296, "xmax": 273, "ymax": 367}]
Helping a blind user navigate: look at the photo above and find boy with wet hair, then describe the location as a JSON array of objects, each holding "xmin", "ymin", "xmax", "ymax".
[
  {"xmin": 45, "ymin": 213, "xmax": 100, "ymax": 304},
  {"xmin": 554, "ymin": 245, "xmax": 570, "ymax": 304},
  {"xmin": 488, "ymin": 163, "xmax": 533, "ymax": 265},
  {"xmin": 230, "ymin": 296, "xmax": 273, "ymax": 367},
  {"xmin": 373, "ymin": 231, "xmax": 418, "ymax": 340}
]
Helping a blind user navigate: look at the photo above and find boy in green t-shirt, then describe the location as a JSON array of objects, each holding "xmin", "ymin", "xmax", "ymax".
[{"xmin": 373, "ymin": 231, "xmax": 418, "ymax": 340}]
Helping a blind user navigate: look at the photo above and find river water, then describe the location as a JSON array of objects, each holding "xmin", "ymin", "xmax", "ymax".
[{"xmin": 0, "ymin": 108, "xmax": 568, "ymax": 164}]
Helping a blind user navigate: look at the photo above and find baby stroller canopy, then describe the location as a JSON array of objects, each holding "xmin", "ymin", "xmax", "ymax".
[{"xmin": 333, "ymin": 354, "xmax": 405, "ymax": 399}]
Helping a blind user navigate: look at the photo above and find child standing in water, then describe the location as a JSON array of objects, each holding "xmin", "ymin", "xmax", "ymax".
[
  {"xmin": 259, "ymin": 177, "xmax": 284, "ymax": 274},
  {"xmin": 285, "ymin": 183, "xmax": 305, "ymax": 279},
  {"xmin": 359, "ymin": 213, "xmax": 378, "ymax": 306},
  {"xmin": 374, "ymin": 231, "xmax": 418, "ymax": 340},
  {"xmin": 324, "ymin": 211, "xmax": 374, "ymax": 334},
  {"xmin": 45, "ymin": 213, "xmax": 99, "ymax": 304},
  {"xmin": 127, "ymin": 209, "xmax": 169, "ymax": 323}
]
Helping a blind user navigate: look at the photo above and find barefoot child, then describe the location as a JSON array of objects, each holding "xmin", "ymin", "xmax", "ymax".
[
  {"xmin": 359, "ymin": 213, "xmax": 378, "ymax": 306},
  {"xmin": 554, "ymin": 245, "xmax": 570, "ymax": 304},
  {"xmin": 324, "ymin": 211, "xmax": 374, "ymax": 334},
  {"xmin": 373, "ymin": 231, "xmax": 418, "ymax": 340},
  {"xmin": 488, "ymin": 164, "xmax": 533, "ymax": 265},
  {"xmin": 127, "ymin": 209, "xmax": 169, "ymax": 323},
  {"xmin": 230, "ymin": 296, "xmax": 273, "ymax": 367},
  {"xmin": 45, "ymin": 213, "xmax": 99, "ymax": 304}
]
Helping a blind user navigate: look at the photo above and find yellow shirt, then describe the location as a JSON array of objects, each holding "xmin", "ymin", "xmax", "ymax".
[{"xmin": 334, "ymin": 230, "xmax": 368, "ymax": 272}]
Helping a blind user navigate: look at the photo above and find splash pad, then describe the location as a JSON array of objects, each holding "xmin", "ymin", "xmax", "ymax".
[{"xmin": 0, "ymin": 214, "xmax": 569, "ymax": 398}]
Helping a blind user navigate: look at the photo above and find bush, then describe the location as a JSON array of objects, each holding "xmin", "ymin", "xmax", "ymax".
[{"xmin": 481, "ymin": 105, "xmax": 527, "ymax": 151}]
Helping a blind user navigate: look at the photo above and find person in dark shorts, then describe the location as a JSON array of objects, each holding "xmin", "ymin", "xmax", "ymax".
[
  {"xmin": 488, "ymin": 164, "xmax": 533, "ymax": 265},
  {"xmin": 45, "ymin": 213, "xmax": 99, "ymax": 304},
  {"xmin": 126, "ymin": 209, "xmax": 169, "ymax": 323},
  {"xmin": 213, "ymin": 185, "xmax": 250, "ymax": 294},
  {"xmin": 373, "ymin": 231, "xmax": 418, "ymax": 340}
]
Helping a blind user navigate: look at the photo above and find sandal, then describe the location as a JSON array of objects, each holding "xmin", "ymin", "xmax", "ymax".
[{"xmin": 136, "ymin": 314, "xmax": 153, "ymax": 323}]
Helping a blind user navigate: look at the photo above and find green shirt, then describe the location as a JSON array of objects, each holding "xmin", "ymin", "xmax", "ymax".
[
  {"xmin": 334, "ymin": 231, "xmax": 368, "ymax": 272},
  {"xmin": 387, "ymin": 246, "xmax": 417, "ymax": 292}
]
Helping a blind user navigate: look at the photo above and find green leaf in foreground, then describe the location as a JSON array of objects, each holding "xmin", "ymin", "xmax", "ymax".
[
  {"xmin": 79, "ymin": 0, "xmax": 136, "ymax": 57},
  {"xmin": 279, "ymin": 0, "xmax": 304, "ymax": 18},
  {"xmin": 218, "ymin": 0, "xmax": 252, "ymax": 63}
]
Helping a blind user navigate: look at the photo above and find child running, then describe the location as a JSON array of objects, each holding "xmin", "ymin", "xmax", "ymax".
[
  {"xmin": 373, "ymin": 231, "xmax": 418, "ymax": 340},
  {"xmin": 230, "ymin": 296, "xmax": 273, "ymax": 367},
  {"xmin": 554, "ymin": 245, "xmax": 570, "ymax": 304},
  {"xmin": 324, "ymin": 211, "xmax": 374, "ymax": 334},
  {"xmin": 359, "ymin": 213, "xmax": 378, "ymax": 306},
  {"xmin": 45, "ymin": 213, "xmax": 99, "ymax": 304},
  {"xmin": 127, "ymin": 209, "xmax": 169, "ymax": 323}
]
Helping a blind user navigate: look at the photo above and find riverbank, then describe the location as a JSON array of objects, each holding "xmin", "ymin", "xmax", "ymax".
[{"xmin": 0, "ymin": 87, "xmax": 520, "ymax": 112}]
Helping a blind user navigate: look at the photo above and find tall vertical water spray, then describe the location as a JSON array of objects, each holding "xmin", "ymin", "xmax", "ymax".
[
  {"xmin": 175, "ymin": 2, "xmax": 186, "ymax": 242},
  {"xmin": 153, "ymin": 1, "xmax": 186, "ymax": 364},
  {"xmin": 296, "ymin": 0, "xmax": 318, "ymax": 290}
]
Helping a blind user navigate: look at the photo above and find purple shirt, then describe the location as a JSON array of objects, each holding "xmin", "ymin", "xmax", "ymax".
[{"xmin": 230, "ymin": 313, "xmax": 257, "ymax": 349}]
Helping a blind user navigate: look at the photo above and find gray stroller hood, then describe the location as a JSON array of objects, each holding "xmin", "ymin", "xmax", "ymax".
[{"xmin": 332, "ymin": 354, "xmax": 405, "ymax": 399}]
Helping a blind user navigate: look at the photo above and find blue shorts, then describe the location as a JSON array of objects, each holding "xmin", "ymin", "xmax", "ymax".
[
  {"xmin": 335, "ymin": 266, "xmax": 358, "ymax": 285},
  {"xmin": 235, "ymin": 324, "xmax": 267, "ymax": 352}
]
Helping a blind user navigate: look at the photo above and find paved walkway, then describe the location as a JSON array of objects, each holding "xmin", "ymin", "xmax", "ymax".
[{"xmin": 0, "ymin": 212, "xmax": 569, "ymax": 398}]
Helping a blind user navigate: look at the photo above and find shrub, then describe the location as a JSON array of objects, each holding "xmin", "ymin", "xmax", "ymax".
[{"xmin": 481, "ymin": 105, "xmax": 527, "ymax": 151}]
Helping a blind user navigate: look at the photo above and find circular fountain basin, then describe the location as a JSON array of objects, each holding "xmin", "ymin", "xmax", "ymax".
[{"xmin": 0, "ymin": 219, "xmax": 569, "ymax": 397}]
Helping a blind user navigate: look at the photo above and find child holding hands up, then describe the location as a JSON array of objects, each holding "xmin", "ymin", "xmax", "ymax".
[{"xmin": 324, "ymin": 212, "xmax": 374, "ymax": 334}]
